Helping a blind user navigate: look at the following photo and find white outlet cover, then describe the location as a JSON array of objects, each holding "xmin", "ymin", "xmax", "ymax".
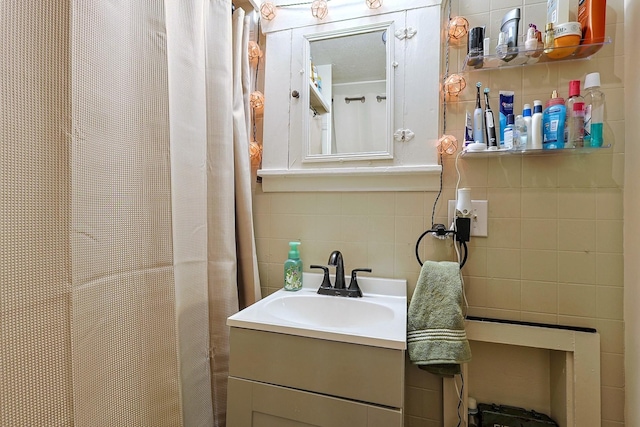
[{"xmin": 447, "ymin": 200, "xmax": 488, "ymax": 237}]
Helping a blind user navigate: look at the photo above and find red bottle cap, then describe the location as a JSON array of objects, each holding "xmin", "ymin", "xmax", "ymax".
[{"xmin": 569, "ymin": 80, "xmax": 581, "ymax": 97}]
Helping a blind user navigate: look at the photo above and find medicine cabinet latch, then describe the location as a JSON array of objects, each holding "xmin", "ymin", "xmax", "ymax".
[
  {"xmin": 394, "ymin": 129, "xmax": 415, "ymax": 142},
  {"xmin": 394, "ymin": 27, "xmax": 417, "ymax": 40}
]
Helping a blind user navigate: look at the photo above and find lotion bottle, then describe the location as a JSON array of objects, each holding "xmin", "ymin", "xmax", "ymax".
[
  {"xmin": 284, "ymin": 241, "xmax": 303, "ymax": 291},
  {"xmin": 522, "ymin": 104, "xmax": 533, "ymax": 149},
  {"xmin": 531, "ymin": 100, "xmax": 543, "ymax": 150}
]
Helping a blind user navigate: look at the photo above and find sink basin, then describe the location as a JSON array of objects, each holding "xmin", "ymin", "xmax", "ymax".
[
  {"xmin": 262, "ymin": 294, "xmax": 394, "ymax": 328},
  {"xmin": 227, "ymin": 272, "xmax": 407, "ymax": 349}
]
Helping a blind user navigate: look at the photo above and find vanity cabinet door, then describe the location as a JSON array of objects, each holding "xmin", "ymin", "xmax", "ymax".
[
  {"xmin": 227, "ymin": 377, "xmax": 402, "ymax": 427},
  {"xmin": 228, "ymin": 327, "xmax": 404, "ymax": 408}
]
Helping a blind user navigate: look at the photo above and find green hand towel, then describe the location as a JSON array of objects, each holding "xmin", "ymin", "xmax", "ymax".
[{"xmin": 407, "ymin": 260, "xmax": 471, "ymax": 377}]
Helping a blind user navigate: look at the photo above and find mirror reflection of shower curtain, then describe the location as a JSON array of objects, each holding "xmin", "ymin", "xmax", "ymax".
[
  {"xmin": 0, "ymin": 1, "xmax": 259, "ymax": 426},
  {"xmin": 309, "ymin": 109, "xmax": 323, "ymax": 154},
  {"xmin": 331, "ymin": 81, "xmax": 386, "ymax": 154}
]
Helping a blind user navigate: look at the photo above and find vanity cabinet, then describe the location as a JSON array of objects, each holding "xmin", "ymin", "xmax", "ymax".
[
  {"xmin": 227, "ymin": 327, "xmax": 404, "ymax": 427},
  {"xmin": 258, "ymin": 0, "xmax": 444, "ymax": 192}
]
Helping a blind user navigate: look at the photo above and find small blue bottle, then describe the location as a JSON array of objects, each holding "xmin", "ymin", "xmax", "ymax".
[
  {"xmin": 284, "ymin": 242, "xmax": 303, "ymax": 291},
  {"xmin": 542, "ymin": 92, "xmax": 566, "ymax": 150}
]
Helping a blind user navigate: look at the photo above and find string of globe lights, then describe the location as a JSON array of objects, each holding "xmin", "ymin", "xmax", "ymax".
[
  {"xmin": 248, "ymin": 20, "xmax": 265, "ymax": 168},
  {"xmin": 259, "ymin": 0, "xmax": 383, "ymax": 21},
  {"xmin": 438, "ymin": 0, "xmax": 469, "ymax": 156}
]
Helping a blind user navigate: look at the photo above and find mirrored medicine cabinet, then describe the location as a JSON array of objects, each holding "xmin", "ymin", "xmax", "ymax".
[{"xmin": 258, "ymin": 0, "xmax": 444, "ymax": 192}]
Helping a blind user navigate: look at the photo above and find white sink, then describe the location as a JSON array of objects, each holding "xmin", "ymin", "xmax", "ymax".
[
  {"xmin": 227, "ymin": 272, "xmax": 407, "ymax": 350},
  {"xmin": 262, "ymin": 294, "xmax": 395, "ymax": 328}
]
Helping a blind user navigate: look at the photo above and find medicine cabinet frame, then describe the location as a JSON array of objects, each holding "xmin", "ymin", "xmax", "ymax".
[
  {"xmin": 258, "ymin": 0, "xmax": 444, "ymax": 192},
  {"xmin": 302, "ymin": 22, "xmax": 395, "ymax": 163}
]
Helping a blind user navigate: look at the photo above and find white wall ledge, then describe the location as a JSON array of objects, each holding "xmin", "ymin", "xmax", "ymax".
[{"xmin": 257, "ymin": 165, "xmax": 443, "ymax": 192}]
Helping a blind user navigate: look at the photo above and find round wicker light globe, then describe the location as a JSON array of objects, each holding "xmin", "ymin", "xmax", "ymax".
[
  {"xmin": 248, "ymin": 41, "xmax": 262, "ymax": 63},
  {"xmin": 250, "ymin": 91, "xmax": 265, "ymax": 113},
  {"xmin": 366, "ymin": 0, "xmax": 383, "ymax": 9},
  {"xmin": 443, "ymin": 74, "xmax": 466, "ymax": 97},
  {"xmin": 259, "ymin": 1, "xmax": 277, "ymax": 21},
  {"xmin": 437, "ymin": 134, "xmax": 459, "ymax": 155},
  {"xmin": 311, "ymin": 0, "xmax": 328, "ymax": 19},
  {"xmin": 448, "ymin": 16, "xmax": 469, "ymax": 40}
]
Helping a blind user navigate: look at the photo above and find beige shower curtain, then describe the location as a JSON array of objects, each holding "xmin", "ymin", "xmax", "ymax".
[{"xmin": 0, "ymin": 0, "xmax": 259, "ymax": 426}]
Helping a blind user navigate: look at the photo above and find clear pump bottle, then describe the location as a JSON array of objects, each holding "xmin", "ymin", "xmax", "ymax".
[
  {"xmin": 584, "ymin": 72, "xmax": 605, "ymax": 147},
  {"xmin": 566, "ymin": 80, "xmax": 585, "ymax": 148}
]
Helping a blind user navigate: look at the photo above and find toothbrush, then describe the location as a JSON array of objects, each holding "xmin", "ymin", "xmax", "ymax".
[
  {"xmin": 473, "ymin": 82, "xmax": 484, "ymax": 143},
  {"xmin": 484, "ymin": 87, "xmax": 498, "ymax": 149}
]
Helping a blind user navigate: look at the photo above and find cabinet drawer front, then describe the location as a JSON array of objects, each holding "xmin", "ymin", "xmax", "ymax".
[
  {"xmin": 229, "ymin": 328, "xmax": 404, "ymax": 408},
  {"xmin": 228, "ymin": 377, "xmax": 403, "ymax": 427}
]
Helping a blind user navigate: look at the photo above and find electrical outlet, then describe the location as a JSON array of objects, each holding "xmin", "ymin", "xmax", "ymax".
[{"xmin": 447, "ymin": 200, "xmax": 488, "ymax": 237}]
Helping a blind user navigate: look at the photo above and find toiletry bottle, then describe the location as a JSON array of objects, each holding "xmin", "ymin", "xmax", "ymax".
[
  {"xmin": 524, "ymin": 24, "xmax": 541, "ymax": 63},
  {"xmin": 284, "ymin": 241, "xmax": 303, "ymax": 291},
  {"xmin": 542, "ymin": 91, "xmax": 566, "ymax": 150},
  {"xmin": 503, "ymin": 114, "xmax": 515, "ymax": 150},
  {"xmin": 515, "ymin": 114, "xmax": 526, "ymax": 150},
  {"xmin": 499, "ymin": 110, "xmax": 506, "ymax": 147},
  {"xmin": 467, "ymin": 26, "xmax": 485, "ymax": 68},
  {"xmin": 547, "ymin": 0, "xmax": 575, "ymax": 26},
  {"xmin": 496, "ymin": 31, "xmax": 508, "ymax": 60},
  {"xmin": 577, "ymin": 0, "xmax": 606, "ymax": 57},
  {"xmin": 525, "ymin": 24, "xmax": 538, "ymax": 54},
  {"xmin": 531, "ymin": 100, "xmax": 544, "ymax": 150},
  {"xmin": 464, "ymin": 111, "xmax": 474, "ymax": 146},
  {"xmin": 499, "ymin": 91, "xmax": 515, "ymax": 146},
  {"xmin": 522, "ymin": 104, "xmax": 533, "ymax": 149},
  {"xmin": 473, "ymin": 83, "xmax": 484, "ymax": 144},
  {"xmin": 535, "ymin": 29, "xmax": 544, "ymax": 57},
  {"xmin": 484, "ymin": 88, "xmax": 498, "ymax": 150},
  {"xmin": 583, "ymin": 72, "xmax": 605, "ymax": 147},
  {"xmin": 500, "ymin": 8, "xmax": 521, "ymax": 62},
  {"xmin": 543, "ymin": 23, "xmax": 555, "ymax": 54},
  {"xmin": 468, "ymin": 397, "xmax": 480, "ymax": 427},
  {"xmin": 565, "ymin": 80, "xmax": 585, "ymax": 148}
]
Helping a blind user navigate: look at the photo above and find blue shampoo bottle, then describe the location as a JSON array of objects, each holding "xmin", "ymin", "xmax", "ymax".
[{"xmin": 542, "ymin": 91, "xmax": 566, "ymax": 150}]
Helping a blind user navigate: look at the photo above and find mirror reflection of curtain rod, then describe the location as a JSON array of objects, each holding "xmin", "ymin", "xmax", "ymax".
[
  {"xmin": 376, "ymin": 95, "xmax": 386, "ymax": 102},
  {"xmin": 345, "ymin": 96, "xmax": 365, "ymax": 104}
]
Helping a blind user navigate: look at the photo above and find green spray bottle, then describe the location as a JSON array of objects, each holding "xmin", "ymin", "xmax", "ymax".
[{"xmin": 284, "ymin": 241, "xmax": 303, "ymax": 291}]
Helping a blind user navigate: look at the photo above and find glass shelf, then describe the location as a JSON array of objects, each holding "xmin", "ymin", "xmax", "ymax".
[
  {"xmin": 461, "ymin": 37, "xmax": 611, "ymax": 72},
  {"xmin": 309, "ymin": 80, "xmax": 330, "ymax": 114},
  {"xmin": 461, "ymin": 145, "xmax": 611, "ymax": 158}
]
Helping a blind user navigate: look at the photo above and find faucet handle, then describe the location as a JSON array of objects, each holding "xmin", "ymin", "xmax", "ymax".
[
  {"xmin": 310, "ymin": 265, "xmax": 332, "ymax": 289},
  {"xmin": 347, "ymin": 268, "xmax": 372, "ymax": 297}
]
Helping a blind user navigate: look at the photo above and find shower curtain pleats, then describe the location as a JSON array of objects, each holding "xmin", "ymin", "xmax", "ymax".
[{"xmin": 1, "ymin": 0, "xmax": 260, "ymax": 425}]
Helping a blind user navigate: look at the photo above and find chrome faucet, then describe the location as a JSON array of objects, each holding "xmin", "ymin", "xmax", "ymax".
[{"xmin": 328, "ymin": 250, "xmax": 345, "ymax": 289}]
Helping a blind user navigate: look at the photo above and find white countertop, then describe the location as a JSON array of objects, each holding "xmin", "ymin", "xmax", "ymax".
[{"xmin": 227, "ymin": 272, "xmax": 407, "ymax": 350}]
